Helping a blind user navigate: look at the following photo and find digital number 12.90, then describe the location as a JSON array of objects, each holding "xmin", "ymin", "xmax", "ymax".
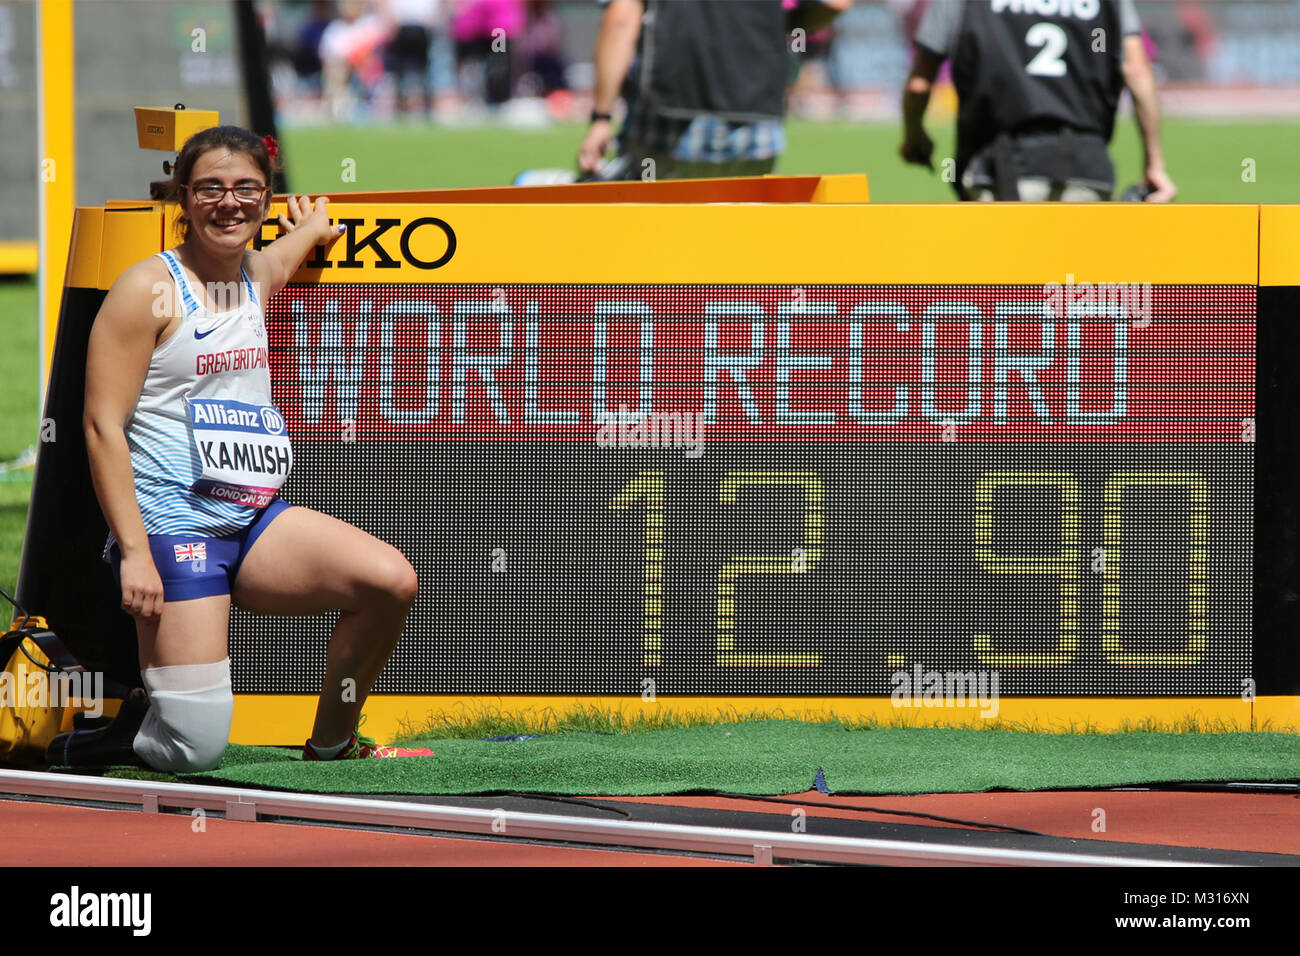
[{"xmin": 611, "ymin": 469, "xmax": 1207, "ymax": 669}]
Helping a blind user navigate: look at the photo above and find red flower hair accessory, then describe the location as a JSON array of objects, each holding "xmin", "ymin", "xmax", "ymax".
[{"xmin": 262, "ymin": 134, "xmax": 279, "ymax": 160}]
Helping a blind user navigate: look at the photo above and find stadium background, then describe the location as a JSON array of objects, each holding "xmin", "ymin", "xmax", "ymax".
[
  {"xmin": 1, "ymin": 0, "xmax": 1298, "ymax": 610},
  {"xmin": 1, "ymin": 0, "xmax": 1299, "ymax": 887}
]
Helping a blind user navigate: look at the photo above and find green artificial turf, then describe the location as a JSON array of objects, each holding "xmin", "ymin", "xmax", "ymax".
[{"xmin": 98, "ymin": 720, "xmax": 1300, "ymax": 796}]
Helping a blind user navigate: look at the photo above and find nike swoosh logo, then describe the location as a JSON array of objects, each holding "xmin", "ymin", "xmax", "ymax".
[{"xmin": 194, "ymin": 327, "xmax": 217, "ymax": 340}]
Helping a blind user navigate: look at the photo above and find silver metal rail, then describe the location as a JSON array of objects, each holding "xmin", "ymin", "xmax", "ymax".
[{"xmin": 0, "ymin": 769, "xmax": 1219, "ymax": 866}]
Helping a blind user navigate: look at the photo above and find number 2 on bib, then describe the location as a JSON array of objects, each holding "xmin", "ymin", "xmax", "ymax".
[{"xmin": 1025, "ymin": 22, "xmax": 1069, "ymax": 76}]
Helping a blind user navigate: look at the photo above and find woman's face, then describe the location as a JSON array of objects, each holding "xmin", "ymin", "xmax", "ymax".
[{"xmin": 181, "ymin": 148, "xmax": 270, "ymax": 256}]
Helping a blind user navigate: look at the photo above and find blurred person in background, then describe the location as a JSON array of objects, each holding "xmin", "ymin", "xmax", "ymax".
[
  {"xmin": 785, "ymin": 0, "xmax": 843, "ymax": 116},
  {"xmin": 292, "ymin": 0, "xmax": 335, "ymax": 103},
  {"xmin": 453, "ymin": 0, "xmax": 527, "ymax": 106},
  {"xmin": 256, "ymin": 1, "xmax": 299, "ymax": 109},
  {"xmin": 887, "ymin": 0, "xmax": 927, "ymax": 46},
  {"xmin": 900, "ymin": 0, "xmax": 1176, "ymax": 202},
  {"xmin": 426, "ymin": 0, "xmax": 460, "ymax": 111},
  {"xmin": 519, "ymin": 0, "xmax": 570, "ymax": 97},
  {"xmin": 577, "ymin": 0, "xmax": 850, "ymax": 181},
  {"xmin": 383, "ymin": 0, "xmax": 444, "ymax": 116},
  {"xmin": 320, "ymin": 0, "xmax": 392, "ymax": 120},
  {"xmin": 1176, "ymin": 1, "xmax": 1218, "ymax": 69}
]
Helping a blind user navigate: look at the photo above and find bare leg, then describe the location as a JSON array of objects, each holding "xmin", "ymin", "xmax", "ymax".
[
  {"xmin": 135, "ymin": 595, "xmax": 231, "ymax": 670},
  {"xmin": 232, "ymin": 506, "xmax": 418, "ymax": 746}
]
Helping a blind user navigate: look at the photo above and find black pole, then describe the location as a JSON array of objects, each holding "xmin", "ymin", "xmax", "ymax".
[
  {"xmin": 233, "ymin": 0, "xmax": 288, "ymax": 194},
  {"xmin": 15, "ymin": 285, "xmax": 141, "ymax": 688}
]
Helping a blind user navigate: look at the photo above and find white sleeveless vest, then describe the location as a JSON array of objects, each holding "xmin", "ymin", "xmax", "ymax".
[{"xmin": 104, "ymin": 249, "xmax": 286, "ymax": 554}]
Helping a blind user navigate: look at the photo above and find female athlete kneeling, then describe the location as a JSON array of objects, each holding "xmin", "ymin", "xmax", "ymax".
[{"xmin": 50, "ymin": 126, "xmax": 432, "ymax": 770}]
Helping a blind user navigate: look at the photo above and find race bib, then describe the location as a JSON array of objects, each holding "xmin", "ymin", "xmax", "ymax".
[{"xmin": 186, "ymin": 397, "xmax": 293, "ymax": 509}]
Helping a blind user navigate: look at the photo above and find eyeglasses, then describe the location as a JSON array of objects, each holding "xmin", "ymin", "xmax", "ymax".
[{"xmin": 182, "ymin": 183, "xmax": 270, "ymax": 204}]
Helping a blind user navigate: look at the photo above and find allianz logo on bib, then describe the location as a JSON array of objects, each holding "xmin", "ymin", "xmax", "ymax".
[
  {"xmin": 192, "ymin": 403, "xmax": 263, "ymax": 429},
  {"xmin": 191, "ymin": 401, "xmax": 287, "ymax": 436}
]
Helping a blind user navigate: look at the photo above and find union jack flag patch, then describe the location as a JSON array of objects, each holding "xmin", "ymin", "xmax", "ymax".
[{"xmin": 173, "ymin": 543, "xmax": 208, "ymax": 562}]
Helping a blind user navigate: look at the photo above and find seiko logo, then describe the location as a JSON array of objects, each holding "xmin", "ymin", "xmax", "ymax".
[{"xmin": 255, "ymin": 216, "xmax": 457, "ymax": 270}]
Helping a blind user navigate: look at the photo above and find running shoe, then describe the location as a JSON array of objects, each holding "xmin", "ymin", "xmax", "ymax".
[{"xmin": 302, "ymin": 717, "xmax": 434, "ymax": 760}]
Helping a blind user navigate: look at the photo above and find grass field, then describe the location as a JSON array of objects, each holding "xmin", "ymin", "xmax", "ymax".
[
  {"xmin": 104, "ymin": 719, "xmax": 1300, "ymax": 794},
  {"xmin": 0, "ymin": 274, "xmax": 38, "ymax": 602},
  {"xmin": 392, "ymin": 702, "xmax": 1292, "ymax": 742},
  {"xmin": 278, "ymin": 117, "xmax": 1300, "ymax": 201},
  {"xmin": 2, "ymin": 116, "xmax": 1296, "ymax": 603}
]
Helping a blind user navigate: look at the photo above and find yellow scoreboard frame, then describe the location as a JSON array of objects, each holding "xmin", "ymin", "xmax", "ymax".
[{"xmin": 27, "ymin": 181, "xmax": 1300, "ymax": 743}]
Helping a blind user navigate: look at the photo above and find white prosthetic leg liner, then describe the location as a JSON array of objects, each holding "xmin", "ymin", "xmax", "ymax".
[{"xmin": 132, "ymin": 658, "xmax": 233, "ymax": 773}]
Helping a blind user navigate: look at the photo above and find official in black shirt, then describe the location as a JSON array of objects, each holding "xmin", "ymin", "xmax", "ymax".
[
  {"xmin": 900, "ymin": 0, "xmax": 1176, "ymax": 202},
  {"xmin": 578, "ymin": 0, "xmax": 847, "ymax": 181}
]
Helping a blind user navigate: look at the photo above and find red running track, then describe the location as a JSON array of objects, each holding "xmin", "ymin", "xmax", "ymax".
[
  {"xmin": 0, "ymin": 800, "xmax": 739, "ymax": 866},
  {"xmin": 605, "ymin": 790, "xmax": 1300, "ymax": 857},
  {"xmin": 5, "ymin": 789, "xmax": 1297, "ymax": 865}
]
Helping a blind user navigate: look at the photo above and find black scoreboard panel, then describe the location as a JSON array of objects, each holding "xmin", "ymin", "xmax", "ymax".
[{"xmin": 230, "ymin": 284, "xmax": 1257, "ymax": 698}]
